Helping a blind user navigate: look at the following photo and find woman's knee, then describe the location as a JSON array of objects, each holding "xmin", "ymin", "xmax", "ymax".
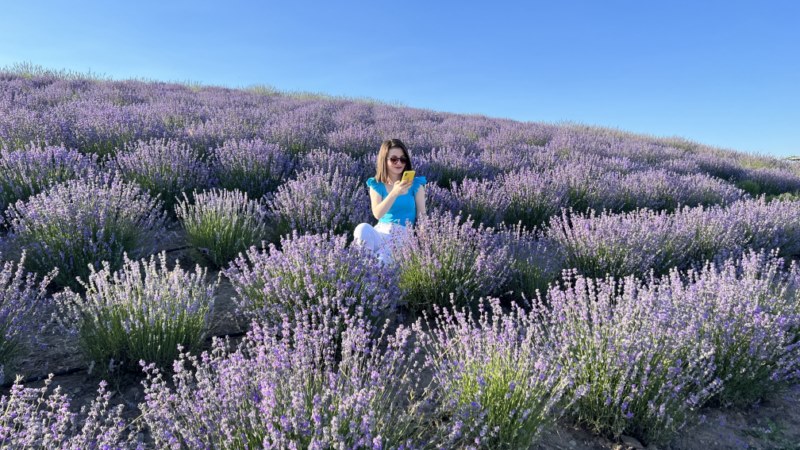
[{"xmin": 353, "ymin": 222, "xmax": 372, "ymax": 242}]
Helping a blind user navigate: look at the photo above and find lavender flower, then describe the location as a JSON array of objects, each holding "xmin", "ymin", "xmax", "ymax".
[
  {"xmin": 211, "ymin": 139, "xmax": 295, "ymax": 198},
  {"xmin": 499, "ymin": 168, "xmax": 571, "ymax": 228},
  {"xmin": 736, "ymin": 166, "xmax": 800, "ymax": 196},
  {"xmin": 666, "ymin": 249, "xmax": 800, "ymax": 406},
  {"xmin": 545, "ymin": 197, "xmax": 800, "ymax": 280},
  {"xmin": 111, "ymin": 138, "xmax": 211, "ymax": 212},
  {"xmin": 325, "ymin": 122, "xmax": 382, "ymax": 157},
  {"xmin": 264, "ymin": 101, "xmax": 334, "ymax": 154},
  {"xmin": 175, "ymin": 189, "xmax": 270, "ymax": 268},
  {"xmin": 140, "ymin": 307, "xmax": 427, "ymax": 449},
  {"xmin": 609, "ymin": 170, "xmax": 745, "ymax": 212},
  {"xmin": 414, "ymin": 298, "xmax": 573, "ymax": 449},
  {"xmin": 545, "ymin": 207, "xmax": 694, "ymax": 279},
  {"xmin": 495, "ymin": 223, "xmax": 564, "ymax": 300},
  {"xmin": 0, "ymin": 374, "xmax": 141, "ymax": 448},
  {"xmin": 393, "ymin": 211, "xmax": 513, "ymax": 311},
  {"xmin": 0, "ymin": 144, "xmax": 98, "ymax": 216},
  {"xmin": 0, "ymin": 253, "xmax": 54, "ymax": 371},
  {"xmin": 4, "ymin": 173, "xmax": 167, "ymax": 289},
  {"xmin": 426, "ymin": 178, "xmax": 509, "ymax": 228},
  {"xmin": 58, "ymin": 251, "xmax": 218, "ymax": 373},
  {"xmin": 267, "ymin": 167, "xmax": 372, "ymax": 238},
  {"xmin": 539, "ymin": 270, "xmax": 720, "ymax": 445},
  {"xmin": 224, "ymin": 232, "xmax": 397, "ymax": 327},
  {"xmin": 299, "ymin": 147, "xmax": 370, "ymax": 179},
  {"xmin": 414, "ymin": 147, "xmax": 488, "ymax": 189}
]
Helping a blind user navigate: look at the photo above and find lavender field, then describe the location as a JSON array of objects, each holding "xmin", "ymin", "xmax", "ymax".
[{"xmin": 2, "ymin": 67, "xmax": 800, "ymax": 449}]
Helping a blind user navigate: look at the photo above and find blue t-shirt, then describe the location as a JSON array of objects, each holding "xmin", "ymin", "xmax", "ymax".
[{"xmin": 366, "ymin": 176, "xmax": 427, "ymax": 226}]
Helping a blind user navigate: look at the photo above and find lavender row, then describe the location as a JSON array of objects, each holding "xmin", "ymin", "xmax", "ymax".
[
  {"xmin": 1, "ymin": 167, "xmax": 796, "ymax": 303},
  {"xmin": 428, "ymin": 166, "xmax": 745, "ymax": 230},
  {"xmin": 4, "ymin": 248, "xmax": 796, "ymax": 447},
  {"xmin": 545, "ymin": 196, "xmax": 800, "ymax": 280},
  {"xmin": 4, "ymin": 194, "xmax": 797, "ymax": 380},
  {"xmin": 2, "ymin": 73, "xmax": 798, "ymax": 199}
]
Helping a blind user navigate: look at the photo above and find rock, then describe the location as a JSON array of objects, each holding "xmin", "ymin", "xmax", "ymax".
[{"xmin": 620, "ymin": 435, "xmax": 644, "ymax": 449}]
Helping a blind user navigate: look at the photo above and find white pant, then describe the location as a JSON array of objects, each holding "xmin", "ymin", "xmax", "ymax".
[{"xmin": 353, "ymin": 222, "xmax": 409, "ymax": 264}]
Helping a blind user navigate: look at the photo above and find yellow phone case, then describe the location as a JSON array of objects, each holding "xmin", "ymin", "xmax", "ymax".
[{"xmin": 401, "ymin": 170, "xmax": 415, "ymax": 183}]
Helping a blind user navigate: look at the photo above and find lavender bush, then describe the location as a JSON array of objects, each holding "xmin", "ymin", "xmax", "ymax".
[
  {"xmin": 426, "ymin": 178, "xmax": 509, "ymax": 228},
  {"xmin": 393, "ymin": 212, "xmax": 513, "ymax": 311},
  {"xmin": 325, "ymin": 122, "xmax": 381, "ymax": 157},
  {"xmin": 666, "ymin": 250, "xmax": 800, "ymax": 406},
  {"xmin": 58, "ymin": 252, "xmax": 217, "ymax": 372},
  {"xmin": 546, "ymin": 208, "xmax": 694, "ymax": 279},
  {"xmin": 736, "ymin": 167, "xmax": 800, "ymax": 196},
  {"xmin": 211, "ymin": 139, "xmax": 295, "ymax": 198},
  {"xmin": 500, "ymin": 168, "xmax": 570, "ymax": 229},
  {"xmin": 414, "ymin": 298, "xmax": 573, "ymax": 449},
  {"xmin": 4, "ymin": 173, "xmax": 167, "ymax": 289},
  {"xmin": 175, "ymin": 189, "xmax": 270, "ymax": 268},
  {"xmin": 0, "ymin": 253, "xmax": 54, "ymax": 370},
  {"xmin": 267, "ymin": 167, "xmax": 371, "ymax": 238},
  {"xmin": 112, "ymin": 139, "xmax": 211, "ymax": 212},
  {"xmin": 724, "ymin": 197, "xmax": 800, "ymax": 258},
  {"xmin": 140, "ymin": 307, "xmax": 427, "ymax": 449},
  {"xmin": 183, "ymin": 112, "xmax": 258, "ymax": 153},
  {"xmin": 264, "ymin": 102, "xmax": 333, "ymax": 154},
  {"xmin": 0, "ymin": 374, "xmax": 140, "ymax": 449},
  {"xmin": 610, "ymin": 170, "xmax": 745, "ymax": 212},
  {"xmin": 0, "ymin": 145, "xmax": 98, "ymax": 217},
  {"xmin": 545, "ymin": 197, "xmax": 800, "ymax": 281},
  {"xmin": 414, "ymin": 147, "xmax": 488, "ymax": 188},
  {"xmin": 299, "ymin": 147, "xmax": 370, "ymax": 179},
  {"xmin": 496, "ymin": 224, "xmax": 564, "ymax": 300},
  {"xmin": 224, "ymin": 232, "xmax": 397, "ymax": 327},
  {"xmin": 51, "ymin": 99, "xmax": 167, "ymax": 157},
  {"xmin": 541, "ymin": 271, "xmax": 721, "ymax": 445}
]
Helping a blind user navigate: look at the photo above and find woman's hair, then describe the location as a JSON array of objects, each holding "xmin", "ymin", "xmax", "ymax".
[{"xmin": 375, "ymin": 138, "xmax": 413, "ymax": 183}]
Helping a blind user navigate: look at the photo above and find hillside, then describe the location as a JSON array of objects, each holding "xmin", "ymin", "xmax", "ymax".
[{"xmin": 2, "ymin": 69, "xmax": 800, "ymax": 449}]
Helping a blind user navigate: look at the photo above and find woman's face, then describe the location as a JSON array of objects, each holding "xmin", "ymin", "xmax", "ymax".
[{"xmin": 386, "ymin": 147, "xmax": 408, "ymax": 179}]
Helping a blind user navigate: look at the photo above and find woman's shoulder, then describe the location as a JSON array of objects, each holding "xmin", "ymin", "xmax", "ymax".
[
  {"xmin": 410, "ymin": 176, "xmax": 427, "ymax": 195},
  {"xmin": 366, "ymin": 177, "xmax": 382, "ymax": 191}
]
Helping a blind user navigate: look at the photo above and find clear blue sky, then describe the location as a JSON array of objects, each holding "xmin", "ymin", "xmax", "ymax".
[{"xmin": 2, "ymin": 0, "xmax": 798, "ymax": 157}]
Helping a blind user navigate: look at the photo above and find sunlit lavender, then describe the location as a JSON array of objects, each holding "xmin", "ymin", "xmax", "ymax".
[
  {"xmin": 175, "ymin": 188, "xmax": 270, "ymax": 268},
  {"xmin": 0, "ymin": 144, "xmax": 98, "ymax": 217},
  {"xmin": 3, "ymin": 172, "xmax": 167, "ymax": 289},
  {"xmin": 111, "ymin": 139, "xmax": 212, "ymax": 212},
  {"xmin": 140, "ymin": 307, "xmax": 427, "ymax": 449},
  {"xmin": 58, "ymin": 251, "xmax": 217, "ymax": 373},
  {"xmin": 1, "ymin": 69, "xmax": 800, "ymax": 448},
  {"xmin": 224, "ymin": 232, "xmax": 398, "ymax": 327},
  {"xmin": 0, "ymin": 253, "xmax": 53, "ymax": 372},
  {"xmin": 210, "ymin": 139, "xmax": 295, "ymax": 199}
]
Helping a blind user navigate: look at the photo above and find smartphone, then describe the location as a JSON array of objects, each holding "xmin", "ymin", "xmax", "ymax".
[{"xmin": 401, "ymin": 170, "xmax": 415, "ymax": 183}]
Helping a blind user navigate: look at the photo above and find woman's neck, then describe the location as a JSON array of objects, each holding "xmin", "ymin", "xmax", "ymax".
[{"xmin": 387, "ymin": 174, "xmax": 400, "ymax": 183}]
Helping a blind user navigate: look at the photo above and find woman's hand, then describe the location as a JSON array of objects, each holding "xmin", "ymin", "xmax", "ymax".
[{"xmin": 389, "ymin": 179, "xmax": 412, "ymax": 197}]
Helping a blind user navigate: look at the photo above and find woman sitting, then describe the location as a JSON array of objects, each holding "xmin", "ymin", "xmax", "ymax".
[{"xmin": 353, "ymin": 138, "xmax": 426, "ymax": 264}]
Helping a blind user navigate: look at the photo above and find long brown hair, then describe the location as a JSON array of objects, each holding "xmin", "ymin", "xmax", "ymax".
[{"xmin": 375, "ymin": 138, "xmax": 413, "ymax": 183}]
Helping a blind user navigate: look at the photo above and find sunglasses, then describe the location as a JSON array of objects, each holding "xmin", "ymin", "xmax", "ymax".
[{"xmin": 387, "ymin": 156, "xmax": 408, "ymax": 165}]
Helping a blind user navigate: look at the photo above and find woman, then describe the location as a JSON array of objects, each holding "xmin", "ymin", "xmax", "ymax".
[{"xmin": 353, "ymin": 138, "xmax": 426, "ymax": 264}]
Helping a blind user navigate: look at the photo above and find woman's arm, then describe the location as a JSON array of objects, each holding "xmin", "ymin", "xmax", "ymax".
[{"xmin": 415, "ymin": 186, "xmax": 426, "ymax": 221}]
